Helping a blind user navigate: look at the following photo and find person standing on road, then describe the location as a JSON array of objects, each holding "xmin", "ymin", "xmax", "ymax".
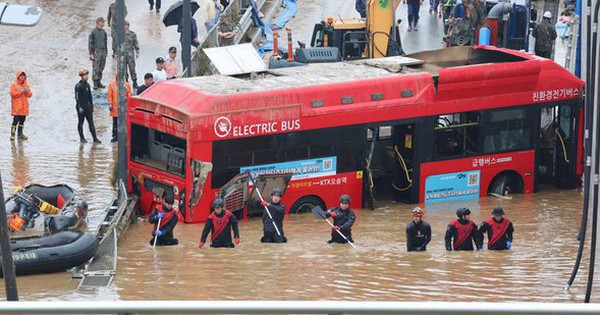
[
  {"xmin": 405, "ymin": 0, "xmax": 424, "ymax": 31},
  {"xmin": 149, "ymin": 200, "xmax": 179, "ymax": 246},
  {"xmin": 533, "ymin": 11, "xmax": 558, "ymax": 59},
  {"xmin": 198, "ymin": 198, "xmax": 240, "ymax": 249},
  {"xmin": 204, "ymin": 0, "xmax": 223, "ymax": 33},
  {"xmin": 123, "ymin": 21, "xmax": 140, "ymax": 89},
  {"xmin": 148, "ymin": 0, "xmax": 161, "ymax": 13},
  {"xmin": 75, "ymin": 69, "xmax": 101, "ymax": 144},
  {"xmin": 152, "ymin": 57, "xmax": 168, "ymax": 82},
  {"xmin": 137, "ymin": 73, "xmax": 154, "ymax": 95},
  {"xmin": 260, "ymin": 188, "xmax": 287, "ymax": 243},
  {"xmin": 107, "ymin": 72, "xmax": 132, "ymax": 143},
  {"xmin": 165, "ymin": 47, "xmax": 180, "ymax": 79},
  {"xmin": 406, "ymin": 207, "xmax": 432, "ymax": 252},
  {"xmin": 9, "ymin": 70, "xmax": 33, "ymax": 141},
  {"xmin": 324, "ymin": 194, "xmax": 356, "ymax": 244},
  {"xmin": 479, "ymin": 207, "xmax": 514, "ymax": 250},
  {"xmin": 107, "ymin": 0, "xmax": 128, "ymax": 57},
  {"xmin": 178, "ymin": 14, "xmax": 201, "ymax": 48},
  {"xmin": 89, "ymin": 17, "xmax": 108, "ymax": 89},
  {"xmin": 445, "ymin": 207, "xmax": 481, "ymax": 251}
]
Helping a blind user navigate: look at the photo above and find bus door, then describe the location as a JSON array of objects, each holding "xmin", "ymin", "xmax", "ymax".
[
  {"xmin": 392, "ymin": 124, "xmax": 418, "ymax": 203},
  {"xmin": 553, "ymin": 104, "xmax": 580, "ymax": 189}
]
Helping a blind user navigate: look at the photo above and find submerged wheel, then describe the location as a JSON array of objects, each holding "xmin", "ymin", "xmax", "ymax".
[
  {"xmin": 488, "ymin": 173, "xmax": 523, "ymax": 196},
  {"xmin": 290, "ymin": 196, "xmax": 325, "ymax": 214}
]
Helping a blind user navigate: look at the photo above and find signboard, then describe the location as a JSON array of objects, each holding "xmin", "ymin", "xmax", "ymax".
[
  {"xmin": 241, "ymin": 157, "xmax": 337, "ymax": 181},
  {"xmin": 425, "ymin": 170, "xmax": 480, "ymax": 203},
  {"xmin": 0, "ymin": 3, "xmax": 43, "ymax": 26}
]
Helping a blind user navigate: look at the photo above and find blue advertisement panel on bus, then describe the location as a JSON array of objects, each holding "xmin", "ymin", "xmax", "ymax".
[
  {"xmin": 425, "ymin": 170, "xmax": 481, "ymax": 203},
  {"xmin": 240, "ymin": 157, "xmax": 337, "ymax": 181}
]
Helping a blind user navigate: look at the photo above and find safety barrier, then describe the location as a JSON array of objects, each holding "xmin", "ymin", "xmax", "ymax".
[{"xmin": 0, "ymin": 301, "xmax": 598, "ymax": 314}]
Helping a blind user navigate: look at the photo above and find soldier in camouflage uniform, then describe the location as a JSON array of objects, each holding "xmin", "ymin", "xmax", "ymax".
[
  {"xmin": 88, "ymin": 17, "xmax": 108, "ymax": 89},
  {"xmin": 123, "ymin": 21, "xmax": 140, "ymax": 89},
  {"xmin": 107, "ymin": 1, "xmax": 128, "ymax": 57},
  {"xmin": 532, "ymin": 11, "xmax": 557, "ymax": 59}
]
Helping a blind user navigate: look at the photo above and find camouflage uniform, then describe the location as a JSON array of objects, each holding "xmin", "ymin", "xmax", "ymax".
[
  {"xmin": 532, "ymin": 19, "xmax": 557, "ymax": 59},
  {"xmin": 123, "ymin": 29, "xmax": 140, "ymax": 86},
  {"xmin": 107, "ymin": 2, "xmax": 128, "ymax": 55},
  {"xmin": 88, "ymin": 26, "xmax": 108, "ymax": 87}
]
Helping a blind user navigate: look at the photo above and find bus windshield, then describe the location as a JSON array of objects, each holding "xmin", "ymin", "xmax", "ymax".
[{"xmin": 130, "ymin": 123, "xmax": 187, "ymax": 177}]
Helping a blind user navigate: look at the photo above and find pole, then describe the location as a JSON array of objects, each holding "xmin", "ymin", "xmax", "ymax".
[
  {"xmin": 182, "ymin": 0, "xmax": 191, "ymax": 76},
  {"xmin": 246, "ymin": 172, "xmax": 282, "ymax": 238},
  {"xmin": 0, "ymin": 173, "xmax": 19, "ymax": 300},
  {"xmin": 153, "ymin": 217, "xmax": 162, "ymax": 247},
  {"xmin": 286, "ymin": 28, "xmax": 294, "ymax": 62},
  {"xmin": 116, "ymin": 0, "xmax": 127, "ymax": 192}
]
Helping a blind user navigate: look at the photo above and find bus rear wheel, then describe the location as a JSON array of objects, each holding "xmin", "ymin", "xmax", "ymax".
[
  {"xmin": 488, "ymin": 172, "xmax": 523, "ymax": 196},
  {"xmin": 290, "ymin": 196, "xmax": 325, "ymax": 214}
]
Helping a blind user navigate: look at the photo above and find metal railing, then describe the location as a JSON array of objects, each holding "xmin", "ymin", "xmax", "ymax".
[{"xmin": 0, "ymin": 301, "xmax": 599, "ymax": 314}]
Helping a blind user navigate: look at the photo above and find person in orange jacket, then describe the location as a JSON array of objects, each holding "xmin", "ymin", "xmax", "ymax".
[
  {"xmin": 10, "ymin": 70, "xmax": 33, "ymax": 141},
  {"xmin": 107, "ymin": 73, "xmax": 132, "ymax": 143}
]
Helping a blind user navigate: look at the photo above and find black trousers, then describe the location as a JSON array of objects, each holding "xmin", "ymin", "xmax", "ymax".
[
  {"xmin": 12, "ymin": 116, "xmax": 26, "ymax": 126},
  {"xmin": 112, "ymin": 117, "xmax": 117, "ymax": 139},
  {"xmin": 77, "ymin": 110, "xmax": 98, "ymax": 140},
  {"xmin": 149, "ymin": 0, "xmax": 161, "ymax": 9}
]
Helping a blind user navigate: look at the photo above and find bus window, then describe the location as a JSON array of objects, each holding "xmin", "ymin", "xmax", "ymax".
[
  {"xmin": 483, "ymin": 108, "xmax": 533, "ymax": 153},
  {"xmin": 434, "ymin": 112, "xmax": 481, "ymax": 159},
  {"xmin": 130, "ymin": 123, "xmax": 187, "ymax": 177},
  {"xmin": 190, "ymin": 161, "xmax": 213, "ymax": 206}
]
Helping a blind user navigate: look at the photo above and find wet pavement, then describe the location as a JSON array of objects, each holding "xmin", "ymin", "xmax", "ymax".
[{"xmin": 0, "ymin": 0, "xmax": 587, "ymax": 303}]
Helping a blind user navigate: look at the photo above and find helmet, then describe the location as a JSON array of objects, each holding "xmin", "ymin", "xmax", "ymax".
[
  {"xmin": 213, "ymin": 197, "xmax": 224, "ymax": 208},
  {"xmin": 271, "ymin": 188, "xmax": 283, "ymax": 197},
  {"xmin": 411, "ymin": 207, "xmax": 424, "ymax": 216},
  {"xmin": 543, "ymin": 11, "xmax": 552, "ymax": 19},
  {"xmin": 492, "ymin": 207, "xmax": 505, "ymax": 216},
  {"xmin": 78, "ymin": 68, "xmax": 89, "ymax": 76},
  {"xmin": 339, "ymin": 194, "xmax": 351, "ymax": 204},
  {"xmin": 456, "ymin": 207, "xmax": 471, "ymax": 218}
]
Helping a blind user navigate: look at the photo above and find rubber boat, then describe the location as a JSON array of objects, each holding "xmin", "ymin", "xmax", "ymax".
[{"xmin": 2, "ymin": 184, "xmax": 99, "ymax": 276}]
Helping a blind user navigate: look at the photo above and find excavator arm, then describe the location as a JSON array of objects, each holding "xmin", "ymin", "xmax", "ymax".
[{"xmin": 367, "ymin": 0, "xmax": 403, "ymax": 58}]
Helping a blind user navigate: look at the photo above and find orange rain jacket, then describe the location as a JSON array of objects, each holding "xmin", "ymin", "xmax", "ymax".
[
  {"xmin": 10, "ymin": 70, "xmax": 33, "ymax": 116},
  {"xmin": 107, "ymin": 78, "xmax": 132, "ymax": 117}
]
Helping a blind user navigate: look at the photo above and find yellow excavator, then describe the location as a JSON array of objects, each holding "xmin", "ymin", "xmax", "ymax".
[{"xmin": 307, "ymin": 0, "xmax": 404, "ymax": 60}]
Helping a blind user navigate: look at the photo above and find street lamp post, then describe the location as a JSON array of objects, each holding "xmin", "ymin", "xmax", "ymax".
[{"xmin": 0, "ymin": 173, "xmax": 19, "ymax": 300}]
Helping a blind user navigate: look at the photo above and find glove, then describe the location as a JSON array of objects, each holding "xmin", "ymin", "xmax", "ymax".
[
  {"xmin": 234, "ymin": 238, "xmax": 240, "ymax": 245},
  {"xmin": 155, "ymin": 212, "xmax": 165, "ymax": 219},
  {"xmin": 333, "ymin": 226, "xmax": 340, "ymax": 231},
  {"xmin": 329, "ymin": 211, "xmax": 337, "ymax": 218},
  {"xmin": 154, "ymin": 230, "xmax": 163, "ymax": 237},
  {"xmin": 506, "ymin": 241, "xmax": 512, "ymax": 249},
  {"xmin": 261, "ymin": 201, "xmax": 269, "ymax": 207},
  {"xmin": 198, "ymin": 242, "xmax": 205, "ymax": 249},
  {"xmin": 77, "ymin": 106, "xmax": 84, "ymax": 114}
]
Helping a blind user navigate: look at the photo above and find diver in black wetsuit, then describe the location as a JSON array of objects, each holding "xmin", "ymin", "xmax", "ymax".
[{"xmin": 406, "ymin": 207, "xmax": 432, "ymax": 252}]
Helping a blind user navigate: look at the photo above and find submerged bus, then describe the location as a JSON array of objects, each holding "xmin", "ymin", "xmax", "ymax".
[{"xmin": 127, "ymin": 46, "xmax": 584, "ymax": 223}]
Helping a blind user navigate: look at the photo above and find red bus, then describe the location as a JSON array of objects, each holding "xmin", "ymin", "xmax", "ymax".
[{"xmin": 127, "ymin": 46, "xmax": 584, "ymax": 223}]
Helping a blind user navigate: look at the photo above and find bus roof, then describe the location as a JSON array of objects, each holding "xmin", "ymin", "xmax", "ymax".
[{"xmin": 132, "ymin": 46, "xmax": 580, "ymax": 119}]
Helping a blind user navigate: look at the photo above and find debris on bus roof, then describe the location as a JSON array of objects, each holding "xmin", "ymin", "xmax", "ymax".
[{"xmin": 203, "ymin": 43, "xmax": 267, "ymax": 76}]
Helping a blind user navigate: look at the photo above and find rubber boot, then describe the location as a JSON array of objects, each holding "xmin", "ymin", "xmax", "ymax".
[
  {"xmin": 98, "ymin": 81, "xmax": 106, "ymax": 89},
  {"xmin": 17, "ymin": 124, "xmax": 28, "ymax": 140},
  {"xmin": 10, "ymin": 125, "xmax": 16, "ymax": 141},
  {"xmin": 413, "ymin": 21, "xmax": 418, "ymax": 31},
  {"xmin": 133, "ymin": 81, "xmax": 139, "ymax": 89},
  {"xmin": 93, "ymin": 80, "xmax": 99, "ymax": 89}
]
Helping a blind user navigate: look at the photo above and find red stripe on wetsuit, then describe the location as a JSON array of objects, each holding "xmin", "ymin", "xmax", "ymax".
[
  {"xmin": 485, "ymin": 218, "xmax": 511, "ymax": 248},
  {"xmin": 450, "ymin": 220, "xmax": 474, "ymax": 250},
  {"xmin": 209, "ymin": 210, "xmax": 233, "ymax": 241}
]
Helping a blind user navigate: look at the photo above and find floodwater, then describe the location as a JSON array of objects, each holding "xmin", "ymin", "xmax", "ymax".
[{"xmin": 0, "ymin": 0, "xmax": 588, "ymax": 303}]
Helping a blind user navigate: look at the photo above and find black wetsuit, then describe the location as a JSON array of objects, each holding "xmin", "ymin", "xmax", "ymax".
[
  {"xmin": 479, "ymin": 217, "xmax": 514, "ymax": 250},
  {"xmin": 261, "ymin": 202, "xmax": 287, "ymax": 243},
  {"xmin": 444, "ymin": 218, "xmax": 480, "ymax": 251},
  {"xmin": 148, "ymin": 205, "xmax": 179, "ymax": 246},
  {"xmin": 325, "ymin": 207, "xmax": 356, "ymax": 244},
  {"xmin": 200, "ymin": 210, "xmax": 240, "ymax": 248},
  {"xmin": 406, "ymin": 220, "xmax": 432, "ymax": 251}
]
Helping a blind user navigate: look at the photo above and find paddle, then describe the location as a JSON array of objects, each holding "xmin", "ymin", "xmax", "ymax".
[
  {"xmin": 153, "ymin": 217, "xmax": 162, "ymax": 247},
  {"xmin": 246, "ymin": 172, "xmax": 283, "ymax": 240},
  {"xmin": 311, "ymin": 206, "xmax": 357, "ymax": 249}
]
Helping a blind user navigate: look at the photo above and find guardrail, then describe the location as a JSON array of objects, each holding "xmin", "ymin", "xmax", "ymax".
[{"xmin": 0, "ymin": 301, "xmax": 598, "ymax": 314}]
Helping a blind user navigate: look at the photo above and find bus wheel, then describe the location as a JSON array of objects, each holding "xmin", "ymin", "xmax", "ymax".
[
  {"xmin": 488, "ymin": 172, "xmax": 523, "ymax": 196},
  {"xmin": 290, "ymin": 196, "xmax": 325, "ymax": 214}
]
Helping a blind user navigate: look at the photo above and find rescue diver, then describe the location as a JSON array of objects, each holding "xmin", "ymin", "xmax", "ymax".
[
  {"xmin": 445, "ymin": 207, "xmax": 481, "ymax": 251},
  {"xmin": 148, "ymin": 198, "xmax": 179, "ymax": 246},
  {"xmin": 479, "ymin": 207, "xmax": 514, "ymax": 250},
  {"xmin": 406, "ymin": 207, "xmax": 432, "ymax": 252},
  {"xmin": 198, "ymin": 198, "xmax": 240, "ymax": 248},
  {"xmin": 325, "ymin": 194, "xmax": 356, "ymax": 244},
  {"xmin": 260, "ymin": 188, "xmax": 287, "ymax": 243}
]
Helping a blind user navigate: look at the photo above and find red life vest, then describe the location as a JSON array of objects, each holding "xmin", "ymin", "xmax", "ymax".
[
  {"xmin": 208, "ymin": 210, "xmax": 233, "ymax": 241},
  {"xmin": 450, "ymin": 219, "xmax": 474, "ymax": 250},
  {"xmin": 153, "ymin": 205, "xmax": 176, "ymax": 233},
  {"xmin": 484, "ymin": 217, "xmax": 511, "ymax": 248}
]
